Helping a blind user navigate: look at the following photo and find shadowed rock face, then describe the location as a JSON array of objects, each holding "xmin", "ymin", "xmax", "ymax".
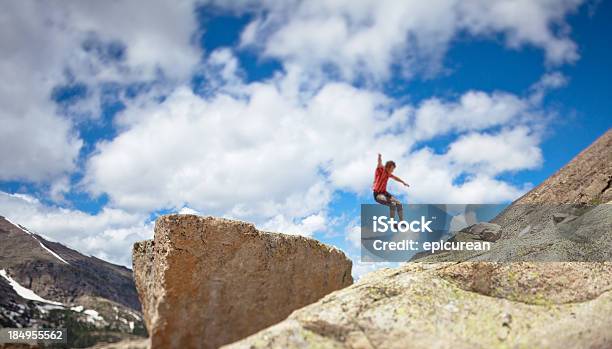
[
  {"xmin": 132, "ymin": 214, "xmax": 352, "ymax": 349},
  {"xmin": 225, "ymin": 130, "xmax": 612, "ymax": 349}
]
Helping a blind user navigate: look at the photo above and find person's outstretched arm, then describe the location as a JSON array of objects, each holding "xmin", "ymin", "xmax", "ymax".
[
  {"xmin": 390, "ymin": 174, "xmax": 410, "ymax": 187},
  {"xmin": 377, "ymin": 153, "xmax": 383, "ymax": 168}
]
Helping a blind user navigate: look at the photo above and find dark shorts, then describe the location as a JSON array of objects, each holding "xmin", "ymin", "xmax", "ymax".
[{"xmin": 373, "ymin": 191, "xmax": 393, "ymax": 203}]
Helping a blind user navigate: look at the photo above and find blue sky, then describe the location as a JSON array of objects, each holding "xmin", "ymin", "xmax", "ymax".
[{"xmin": 0, "ymin": 1, "xmax": 610, "ymax": 276}]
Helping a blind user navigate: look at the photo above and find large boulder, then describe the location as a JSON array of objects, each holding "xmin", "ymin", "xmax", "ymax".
[
  {"xmin": 469, "ymin": 222, "xmax": 502, "ymax": 242},
  {"xmin": 132, "ymin": 214, "xmax": 352, "ymax": 349}
]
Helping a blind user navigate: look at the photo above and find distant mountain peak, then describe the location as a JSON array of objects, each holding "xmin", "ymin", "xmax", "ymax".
[{"xmin": 1, "ymin": 216, "xmax": 70, "ymax": 265}]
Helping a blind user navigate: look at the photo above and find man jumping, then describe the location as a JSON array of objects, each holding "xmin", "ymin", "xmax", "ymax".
[{"xmin": 373, "ymin": 153, "xmax": 409, "ymax": 222}]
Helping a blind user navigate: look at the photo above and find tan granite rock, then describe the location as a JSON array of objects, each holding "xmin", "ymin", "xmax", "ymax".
[{"xmin": 132, "ymin": 215, "xmax": 352, "ymax": 349}]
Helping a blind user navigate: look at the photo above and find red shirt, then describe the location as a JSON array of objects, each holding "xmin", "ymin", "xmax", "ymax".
[{"xmin": 372, "ymin": 166, "xmax": 390, "ymax": 193}]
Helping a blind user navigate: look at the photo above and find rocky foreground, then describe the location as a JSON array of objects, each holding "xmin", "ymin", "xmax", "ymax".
[
  {"xmin": 132, "ymin": 215, "xmax": 352, "ymax": 349},
  {"xmin": 225, "ymin": 262, "xmax": 612, "ymax": 349}
]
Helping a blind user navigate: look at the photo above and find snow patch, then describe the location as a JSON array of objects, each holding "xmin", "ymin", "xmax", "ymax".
[
  {"xmin": 0, "ymin": 269, "xmax": 63, "ymax": 305},
  {"xmin": 38, "ymin": 304, "xmax": 65, "ymax": 313},
  {"xmin": 71, "ymin": 305, "xmax": 84, "ymax": 312},
  {"xmin": 35, "ymin": 238, "xmax": 70, "ymax": 265},
  {"xmin": 126, "ymin": 309, "xmax": 142, "ymax": 321},
  {"xmin": 83, "ymin": 309, "xmax": 105, "ymax": 324},
  {"xmin": 3, "ymin": 217, "xmax": 32, "ymax": 235}
]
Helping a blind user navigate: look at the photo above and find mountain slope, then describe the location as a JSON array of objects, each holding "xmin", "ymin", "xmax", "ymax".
[
  {"xmin": 0, "ymin": 216, "xmax": 146, "ymax": 347},
  {"xmin": 411, "ymin": 128, "xmax": 612, "ymax": 263},
  {"xmin": 0, "ymin": 216, "xmax": 140, "ymax": 310},
  {"xmin": 511, "ymin": 128, "xmax": 612, "ymax": 205}
]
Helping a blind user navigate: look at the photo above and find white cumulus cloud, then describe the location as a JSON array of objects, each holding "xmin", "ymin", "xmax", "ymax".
[
  {"xmin": 83, "ymin": 50, "xmax": 546, "ymax": 230},
  {"xmin": 0, "ymin": 0, "xmax": 201, "ymax": 184},
  {"xmin": 238, "ymin": 0, "xmax": 583, "ymax": 81}
]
